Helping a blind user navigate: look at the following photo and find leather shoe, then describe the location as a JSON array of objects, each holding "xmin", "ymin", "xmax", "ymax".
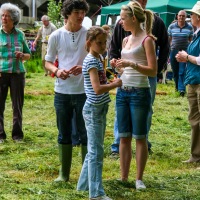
[
  {"xmin": 0, "ymin": 139, "xmax": 5, "ymax": 143},
  {"xmin": 182, "ymin": 159, "xmax": 200, "ymax": 163}
]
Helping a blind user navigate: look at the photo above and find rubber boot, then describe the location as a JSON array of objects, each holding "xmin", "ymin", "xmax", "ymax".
[
  {"xmin": 81, "ymin": 145, "xmax": 87, "ymax": 164},
  {"xmin": 54, "ymin": 144, "xmax": 72, "ymax": 182}
]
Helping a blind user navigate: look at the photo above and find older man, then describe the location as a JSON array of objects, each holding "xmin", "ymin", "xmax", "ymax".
[
  {"xmin": 168, "ymin": 10, "xmax": 193, "ymax": 96},
  {"xmin": 109, "ymin": 0, "xmax": 170, "ymax": 157},
  {"xmin": 33, "ymin": 15, "xmax": 56, "ymax": 76}
]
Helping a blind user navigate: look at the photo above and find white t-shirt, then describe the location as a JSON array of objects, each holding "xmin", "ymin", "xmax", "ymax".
[{"xmin": 45, "ymin": 26, "xmax": 88, "ymax": 94}]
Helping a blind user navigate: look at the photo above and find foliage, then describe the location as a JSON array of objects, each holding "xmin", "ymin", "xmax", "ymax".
[
  {"xmin": 23, "ymin": 44, "xmax": 43, "ymax": 74},
  {"xmin": 47, "ymin": 0, "xmax": 64, "ymax": 28},
  {"xmin": 0, "ymin": 72, "xmax": 200, "ymax": 199},
  {"xmin": 24, "ymin": 57, "xmax": 43, "ymax": 74}
]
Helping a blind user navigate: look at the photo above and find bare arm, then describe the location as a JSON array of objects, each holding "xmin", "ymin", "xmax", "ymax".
[
  {"xmin": 15, "ymin": 51, "xmax": 30, "ymax": 61},
  {"xmin": 116, "ymin": 37, "xmax": 157, "ymax": 77},
  {"xmin": 176, "ymin": 50, "xmax": 199, "ymax": 65},
  {"xmin": 45, "ymin": 61, "xmax": 70, "ymax": 80},
  {"xmin": 168, "ymin": 36, "xmax": 172, "ymax": 46},
  {"xmin": 89, "ymin": 68, "xmax": 122, "ymax": 95}
]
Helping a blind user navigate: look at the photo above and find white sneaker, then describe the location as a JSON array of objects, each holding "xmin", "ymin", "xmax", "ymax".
[
  {"xmin": 90, "ymin": 195, "xmax": 112, "ymax": 200},
  {"xmin": 135, "ymin": 180, "xmax": 146, "ymax": 190}
]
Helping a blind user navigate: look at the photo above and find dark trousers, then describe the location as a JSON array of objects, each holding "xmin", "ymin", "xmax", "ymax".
[{"xmin": 0, "ymin": 73, "xmax": 25, "ymax": 140}]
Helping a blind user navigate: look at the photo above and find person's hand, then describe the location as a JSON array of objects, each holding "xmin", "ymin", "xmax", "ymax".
[
  {"xmin": 116, "ymin": 59, "xmax": 130, "ymax": 69},
  {"xmin": 15, "ymin": 51, "xmax": 24, "ymax": 59},
  {"xmin": 112, "ymin": 77, "xmax": 122, "ymax": 87},
  {"xmin": 110, "ymin": 58, "xmax": 118, "ymax": 68},
  {"xmin": 32, "ymin": 41, "xmax": 37, "ymax": 48},
  {"xmin": 56, "ymin": 69, "xmax": 70, "ymax": 80},
  {"xmin": 69, "ymin": 65, "xmax": 82, "ymax": 76},
  {"xmin": 175, "ymin": 50, "xmax": 187, "ymax": 62}
]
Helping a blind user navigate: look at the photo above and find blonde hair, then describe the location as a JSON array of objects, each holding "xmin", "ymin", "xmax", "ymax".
[
  {"xmin": 85, "ymin": 26, "xmax": 107, "ymax": 52},
  {"xmin": 121, "ymin": 1, "xmax": 156, "ymax": 40}
]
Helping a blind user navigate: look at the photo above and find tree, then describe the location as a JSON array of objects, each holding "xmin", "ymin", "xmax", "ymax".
[{"xmin": 47, "ymin": 0, "xmax": 63, "ymax": 28}]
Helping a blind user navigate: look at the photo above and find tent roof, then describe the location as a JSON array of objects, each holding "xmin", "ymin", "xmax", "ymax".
[{"xmin": 101, "ymin": 0, "xmax": 197, "ymax": 27}]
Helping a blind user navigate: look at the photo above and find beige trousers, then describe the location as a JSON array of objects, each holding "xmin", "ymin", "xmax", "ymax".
[{"xmin": 188, "ymin": 84, "xmax": 200, "ymax": 162}]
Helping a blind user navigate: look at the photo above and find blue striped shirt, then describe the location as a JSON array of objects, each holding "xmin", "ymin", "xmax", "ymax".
[
  {"xmin": 82, "ymin": 53, "xmax": 111, "ymax": 105},
  {"xmin": 168, "ymin": 22, "xmax": 193, "ymax": 50}
]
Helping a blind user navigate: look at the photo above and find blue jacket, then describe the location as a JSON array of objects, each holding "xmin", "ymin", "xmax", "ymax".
[{"xmin": 185, "ymin": 31, "xmax": 200, "ymax": 85}]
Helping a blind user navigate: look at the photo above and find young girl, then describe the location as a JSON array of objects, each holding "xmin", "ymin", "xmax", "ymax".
[{"xmin": 77, "ymin": 26, "xmax": 122, "ymax": 200}]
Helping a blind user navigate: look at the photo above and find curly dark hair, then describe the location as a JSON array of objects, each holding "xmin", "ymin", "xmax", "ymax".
[{"xmin": 61, "ymin": 0, "xmax": 89, "ymax": 19}]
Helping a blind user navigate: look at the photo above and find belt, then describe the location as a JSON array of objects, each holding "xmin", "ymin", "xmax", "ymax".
[{"xmin": 120, "ymin": 86, "xmax": 136, "ymax": 91}]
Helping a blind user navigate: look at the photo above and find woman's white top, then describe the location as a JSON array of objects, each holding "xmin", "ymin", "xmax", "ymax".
[{"xmin": 120, "ymin": 36, "xmax": 150, "ymax": 88}]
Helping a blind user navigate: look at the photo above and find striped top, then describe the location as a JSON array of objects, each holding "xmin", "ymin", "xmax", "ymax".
[
  {"xmin": 82, "ymin": 53, "xmax": 111, "ymax": 105},
  {"xmin": 168, "ymin": 22, "xmax": 193, "ymax": 50},
  {"xmin": 0, "ymin": 27, "xmax": 31, "ymax": 73}
]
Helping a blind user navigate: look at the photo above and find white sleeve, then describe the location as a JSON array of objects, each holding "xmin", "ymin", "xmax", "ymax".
[
  {"xmin": 45, "ymin": 33, "xmax": 57, "ymax": 63},
  {"xmin": 196, "ymin": 55, "xmax": 200, "ymax": 66}
]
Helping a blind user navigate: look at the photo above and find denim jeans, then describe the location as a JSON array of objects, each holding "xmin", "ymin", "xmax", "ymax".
[
  {"xmin": 54, "ymin": 93, "xmax": 87, "ymax": 145},
  {"xmin": 116, "ymin": 87, "xmax": 151, "ymax": 139},
  {"xmin": 110, "ymin": 102, "xmax": 120, "ymax": 153},
  {"xmin": 77, "ymin": 102, "xmax": 109, "ymax": 198},
  {"xmin": 111, "ymin": 77, "xmax": 156, "ymax": 152},
  {"xmin": 71, "ymin": 110, "xmax": 81, "ymax": 146},
  {"xmin": 170, "ymin": 49, "xmax": 186, "ymax": 92},
  {"xmin": 147, "ymin": 76, "xmax": 157, "ymax": 134}
]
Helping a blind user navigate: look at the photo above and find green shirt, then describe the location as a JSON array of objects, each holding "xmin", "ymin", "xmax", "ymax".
[{"xmin": 0, "ymin": 27, "xmax": 31, "ymax": 73}]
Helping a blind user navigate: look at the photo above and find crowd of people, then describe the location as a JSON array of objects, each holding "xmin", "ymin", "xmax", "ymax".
[{"xmin": 1, "ymin": 0, "xmax": 200, "ymax": 199}]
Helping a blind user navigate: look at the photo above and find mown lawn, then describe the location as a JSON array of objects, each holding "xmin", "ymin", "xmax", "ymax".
[{"xmin": 0, "ymin": 72, "xmax": 200, "ymax": 200}]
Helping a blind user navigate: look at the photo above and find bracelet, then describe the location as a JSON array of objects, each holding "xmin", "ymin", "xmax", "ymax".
[
  {"xmin": 186, "ymin": 54, "xmax": 189, "ymax": 62},
  {"xmin": 132, "ymin": 62, "xmax": 138, "ymax": 70},
  {"xmin": 130, "ymin": 62, "xmax": 138, "ymax": 70},
  {"xmin": 54, "ymin": 68, "xmax": 59, "ymax": 77}
]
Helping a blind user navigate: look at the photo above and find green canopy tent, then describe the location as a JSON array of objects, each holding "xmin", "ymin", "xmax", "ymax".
[{"xmin": 101, "ymin": 0, "xmax": 197, "ymax": 27}]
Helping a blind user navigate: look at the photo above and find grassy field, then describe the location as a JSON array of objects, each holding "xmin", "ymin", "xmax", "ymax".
[{"xmin": 0, "ymin": 72, "xmax": 200, "ymax": 200}]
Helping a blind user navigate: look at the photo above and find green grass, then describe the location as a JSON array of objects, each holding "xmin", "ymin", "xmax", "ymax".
[{"xmin": 0, "ymin": 73, "xmax": 200, "ymax": 200}]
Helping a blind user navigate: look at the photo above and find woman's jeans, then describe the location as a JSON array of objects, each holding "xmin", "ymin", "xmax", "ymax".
[
  {"xmin": 116, "ymin": 87, "xmax": 151, "ymax": 139},
  {"xmin": 54, "ymin": 93, "xmax": 87, "ymax": 145},
  {"xmin": 77, "ymin": 102, "xmax": 109, "ymax": 198},
  {"xmin": 170, "ymin": 49, "xmax": 186, "ymax": 92}
]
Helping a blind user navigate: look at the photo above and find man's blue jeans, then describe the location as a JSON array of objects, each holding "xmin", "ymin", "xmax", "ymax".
[
  {"xmin": 71, "ymin": 110, "xmax": 81, "ymax": 146},
  {"xmin": 77, "ymin": 102, "xmax": 109, "ymax": 198},
  {"xmin": 170, "ymin": 49, "xmax": 186, "ymax": 92},
  {"xmin": 54, "ymin": 93, "xmax": 87, "ymax": 145},
  {"xmin": 111, "ymin": 76, "xmax": 157, "ymax": 153},
  {"xmin": 110, "ymin": 102, "xmax": 120, "ymax": 153}
]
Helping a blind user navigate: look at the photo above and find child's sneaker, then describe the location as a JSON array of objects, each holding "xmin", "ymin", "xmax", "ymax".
[{"xmin": 135, "ymin": 180, "xmax": 146, "ymax": 190}]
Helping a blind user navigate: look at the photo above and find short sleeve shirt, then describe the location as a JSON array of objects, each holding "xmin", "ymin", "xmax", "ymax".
[{"xmin": 0, "ymin": 27, "xmax": 31, "ymax": 73}]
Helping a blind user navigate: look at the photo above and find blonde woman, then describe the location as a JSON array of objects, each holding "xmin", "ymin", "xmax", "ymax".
[{"xmin": 110, "ymin": 1, "xmax": 157, "ymax": 189}]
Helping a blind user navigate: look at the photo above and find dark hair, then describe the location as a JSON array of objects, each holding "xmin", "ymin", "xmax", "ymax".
[
  {"xmin": 85, "ymin": 26, "xmax": 107, "ymax": 52},
  {"xmin": 61, "ymin": 0, "xmax": 89, "ymax": 19}
]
